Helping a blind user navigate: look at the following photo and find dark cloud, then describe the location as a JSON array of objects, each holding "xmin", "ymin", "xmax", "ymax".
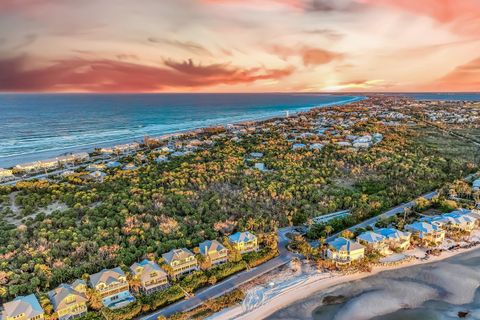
[
  {"xmin": 12, "ymin": 34, "xmax": 37, "ymax": 50},
  {"xmin": 0, "ymin": 55, "xmax": 294, "ymax": 92},
  {"xmin": 148, "ymin": 37, "xmax": 213, "ymax": 56}
]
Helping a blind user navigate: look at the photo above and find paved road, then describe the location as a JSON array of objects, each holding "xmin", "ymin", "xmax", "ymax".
[
  {"xmin": 326, "ymin": 191, "xmax": 438, "ymax": 242},
  {"xmin": 138, "ymin": 228, "xmax": 295, "ymax": 320}
]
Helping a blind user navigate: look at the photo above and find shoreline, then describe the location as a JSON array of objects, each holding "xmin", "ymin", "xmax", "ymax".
[
  {"xmin": 210, "ymin": 243, "xmax": 480, "ymax": 320},
  {"xmin": 0, "ymin": 96, "xmax": 364, "ymax": 168}
]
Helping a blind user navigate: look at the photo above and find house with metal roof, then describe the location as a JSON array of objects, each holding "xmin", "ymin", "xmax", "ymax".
[
  {"xmin": 162, "ymin": 248, "xmax": 198, "ymax": 277},
  {"xmin": 198, "ymin": 240, "xmax": 229, "ymax": 268},
  {"xmin": 376, "ymin": 228, "xmax": 411, "ymax": 250},
  {"xmin": 405, "ymin": 221, "xmax": 445, "ymax": 245},
  {"xmin": 473, "ymin": 179, "xmax": 480, "ymax": 191},
  {"xmin": 89, "ymin": 267, "xmax": 134, "ymax": 309},
  {"xmin": 48, "ymin": 282, "xmax": 88, "ymax": 320},
  {"xmin": 356, "ymin": 231, "xmax": 389, "ymax": 254},
  {"xmin": 326, "ymin": 237, "xmax": 365, "ymax": 264},
  {"xmin": 130, "ymin": 259, "xmax": 169, "ymax": 294},
  {"xmin": 228, "ymin": 231, "xmax": 259, "ymax": 254},
  {"xmin": 2, "ymin": 294, "xmax": 44, "ymax": 320}
]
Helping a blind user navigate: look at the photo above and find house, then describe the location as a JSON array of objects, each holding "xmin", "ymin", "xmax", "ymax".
[
  {"xmin": 86, "ymin": 163, "xmax": 106, "ymax": 171},
  {"xmin": 2, "ymin": 294, "xmax": 44, "ymax": 320},
  {"xmin": 130, "ymin": 260, "xmax": 169, "ymax": 294},
  {"xmin": 405, "ymin": 222, "xmax": 445, "ymax": 245},
  {"xmin": 427, "ymin": 212, "xmax": 477, "ymax": 234},
  {"xmin": 48, "ymin": 282, "xmax": 88, "ymax": 320},
  {"xmin": 122, "ymin": 163, "xmax": 137, "ymax": 170},
  {"xmin": 162, "ymin": 248, "xmax": 199, "ymax": 277},
  {"xmin": 198, "ymin": 240, "xmax": 229, "ymax": 267},
  {"xmin": 326, "ymin": 237, "xmax": 365, "ymax": 264},
  {"xmin": 106, "ymin": 161, "xmax": 121, "ymax": 169},
  {"xmin": 356, "ymin": 231, "xmax": 389, "ymax": 254},
  {"xmin": 88, "ymin": 171, "xmax": 106, "ymax": 181},
  {"xmin": 254, "ymin": 163, "xmax": 267, "ymax": 171},
  {"xmin": 352, "ymin": 135, "xmax": 373, "ymax": 149},
  {"xmin": 372, "ymin": 133, "xmax": 383, "ymax": 143},
  {"xmin": 473, "ymin": 179, "xmax": 480, "ymax": 191},
  {"xmin": 156, "ymin": 155, "xmax": 168, "ymax": 163},
  {"xmin": 312, "ymin": 210, "xmax": 350, "ymax": 225},
  {"xmin": 0, "ymin": 168, "xmax": 14, "ymax": 181},
  {"xmin": 309, "ymin": 143, "xmax": 324, "ymax": 150},
  {"xmin": 292, "ymin": 143, "xmax": 306, "ymax": 150},
  {"xmin": 228, "ymin": 231, "xmax": 259, "ymax": 254},
  {"xmin": 376, "ymin": 228, "xmax": 411, "ymax": 250},
  {"xmin": 89, "ymin": 267, "xmax": 135, "ymax": 309},
  {"xmin": 249, "ymin": 152, "xmax": 264, "ymax": 159}
]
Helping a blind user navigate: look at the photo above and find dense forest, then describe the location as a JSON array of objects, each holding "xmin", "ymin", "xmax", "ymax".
[{"xmin": 0, "ymin": 104, "xmax": 478, "ymax": 304}]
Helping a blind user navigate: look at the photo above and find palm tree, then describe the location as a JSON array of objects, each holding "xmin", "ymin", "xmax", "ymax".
[{"xmin": 324, "ymin": 225, "xmax": 333, "ymax": 238}]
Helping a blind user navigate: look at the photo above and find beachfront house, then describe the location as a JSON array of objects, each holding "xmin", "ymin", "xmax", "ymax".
[
  {"xmin": 376, "ymin": 228, "xmax": 411, "ymax": 251},
  {"xmin": 0, "ymin": 168, "xmax": 14, "ymax": 181},
  {"xmin": 48, "ymin": 281, "xmax": 88, "ymax": 320},
  {"xmin": 89, "ymin": 267, "xmax": 135, "ymax": 309},
  {"xmin": 198, "ymin": 240, "xmax": 229, "ymax": 268},
  {"xmin": 162, "ymin": 248, "xmax": 199, "ymax": 277},
  {"xmin": 2, "ymin": 294, "xmax": 45, "ymax": 320},
  {"xmin": 427, "ymin": 212, "xmax": 477, "ymax": 235},
  {"xmin": 228, "ymin": 231, "xmax": 259, "ymax": 254},
  {"xmin": 130, "ymin": 259, "xmax": 169, "ymax": 294},
  {"xmin": 356, "ymin": 231, "xmax": 389, "ymax": 255},
  {"xmin": 405, "ymin": 222, "xmax": 445, "ymax": 246},
  {"xmin": 326, "ymin": 237, "xmax": 365, "ymax": 264}
]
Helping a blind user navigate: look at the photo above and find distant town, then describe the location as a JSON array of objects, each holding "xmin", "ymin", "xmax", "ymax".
[{"xmin": 2, "ymin": 96, "xmax": 480, "ymax": 320}]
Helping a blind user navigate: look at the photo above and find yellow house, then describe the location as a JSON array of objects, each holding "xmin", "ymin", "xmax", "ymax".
[
  {"xmin": 48, "ymin": 281, "xmax": 88, "ymax": 320},
  {"xmin": 228, "ymin": 231, "xmax": 259, "ymax": 254},
  {"xmin": 326, "ymin": 237, "xmax": 365, "ymax": 264},
  {"xmin": 162, "ymin": 248, "xmax": 199, "ymax": 277},
  {"xmin": 2, "ymin": 294, "xmax": 45, "ymax": 320},
  {"xmin": 405, "ymin": 222, "xmax": 445, "ymax": 246}
]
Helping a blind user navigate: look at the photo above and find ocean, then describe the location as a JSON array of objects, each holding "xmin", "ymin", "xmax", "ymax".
[
  {"xmin": 0, "ymin": 93, "xmax": 362, "ymax": 167},
  {"xmin": 1, "ymin": 92, "xmax": 479, "ymax": 168},
  {"xmin": 268, "ymin": 248, "xmax": 480, "ymax": 320}
]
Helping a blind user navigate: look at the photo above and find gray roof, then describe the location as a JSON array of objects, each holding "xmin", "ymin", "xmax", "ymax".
[
  {"xmin": 48, "ymin": 283, "xmax": 88, "ymax": 312},
  {"xmin": 2, "ymin": 294, "xmax": 44, "ymax": 319},
  {"xmin": 130, "ymin": 259, "xmax": 167, "ymax": 283},
  {"xmin": 162, "ymin": 248, "xmax": 195, "ymax": 264},
  {"xmin": 89, "ymin": 267, "xmax": 125, "ymax": 288},
  {"xmin": 198, "ymin": 240, "xmax": 227, "ymax": 256},
  {"xmin": 357, "ymin": 231, "xmax": 386, "ymax": 244}
]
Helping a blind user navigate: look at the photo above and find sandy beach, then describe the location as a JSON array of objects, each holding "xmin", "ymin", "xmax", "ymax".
[{"xmin": 208, "ymin": 238, "xmax": 480, "ymax": 320}]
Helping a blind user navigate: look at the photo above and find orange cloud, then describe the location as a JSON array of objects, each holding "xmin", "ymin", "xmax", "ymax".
[
  {"xmin": 272, "ymin": 45, "xmax": 344, "ymax": 66},
  {"xmin": 425, "ymin": 56, "xmax": 480, "ymax": 91},
  {"xmin": 358, "ymin": 0, "xmax": 480, "ymax": 35},
  {"xmin": 0, "ymin": 56, "xmax": 294, "ymax": 92}
]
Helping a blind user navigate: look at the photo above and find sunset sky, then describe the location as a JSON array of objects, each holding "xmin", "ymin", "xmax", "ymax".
[{"xmin": 0, "ymin": 0, "xmax": 479, "ymax": 93}]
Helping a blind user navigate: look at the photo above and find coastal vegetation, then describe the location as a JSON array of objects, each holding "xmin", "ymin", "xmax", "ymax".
[{"xmin": 1, "ymin": 98, "xmax": 479, "ymax": 319}]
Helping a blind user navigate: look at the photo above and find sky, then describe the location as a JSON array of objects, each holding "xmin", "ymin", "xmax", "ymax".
[{"xmin": 0, "ymin": 0, "xmax": 479, "ymax": 93}]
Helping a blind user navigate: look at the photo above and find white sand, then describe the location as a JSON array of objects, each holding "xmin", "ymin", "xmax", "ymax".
[{"xmin": 209, "ymin": 243, "xmax": 480, "ymax": 320}]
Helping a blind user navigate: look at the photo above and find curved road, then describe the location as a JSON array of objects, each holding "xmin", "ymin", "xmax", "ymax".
[{"xmin": 138, "ymin": 229, "xmax": 295, "ymax": 320}]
